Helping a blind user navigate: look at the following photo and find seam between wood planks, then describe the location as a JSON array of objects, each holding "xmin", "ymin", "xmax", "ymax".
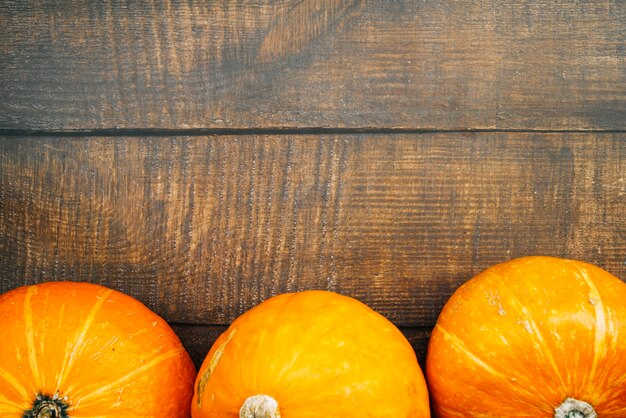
[{"xmin": 0, "ymin": 127, "xmax": 625, "ymax": 138}]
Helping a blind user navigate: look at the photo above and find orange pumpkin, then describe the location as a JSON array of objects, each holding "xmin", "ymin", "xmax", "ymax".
[
  {"xmin": 0, "ymin": 281, "xmax": 196, "ymax": 418},
  {"xmin": 192, "ymin": 290, "xmax": 430, "ymax": 418},
  {"xmin": 427, "ymin": 256, "xmax": 626, "ymax": 418}
]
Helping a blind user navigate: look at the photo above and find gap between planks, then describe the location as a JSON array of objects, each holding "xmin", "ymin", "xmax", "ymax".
[{"xmin": 1, "ymin": 127, "xmax": 625, "ymax": 138}]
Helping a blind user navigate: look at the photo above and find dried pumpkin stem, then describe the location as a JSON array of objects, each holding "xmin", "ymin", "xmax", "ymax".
[
  {"xmin": 240, "ymin": 394, "xmax": 281, "ymax": 418},
  {"xmin": 554, "ymin": 398, "xmax": 597, "ymax": 418},
  {"xmin": 23, "ymin": 393, "xmax": 69, "ymax": 418}
]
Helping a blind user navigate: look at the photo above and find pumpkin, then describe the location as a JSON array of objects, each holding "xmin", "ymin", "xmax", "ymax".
[
  {"xmin": 0, "ymin": 281, "xmax": 196, "ymax": 418},
  {"xmin": 192, "ymin": 290, "xmax": 430, "ymax": 418},
  {"xmin": 426, "ymin": 256, "xmax": 626, "ymax": 418}
]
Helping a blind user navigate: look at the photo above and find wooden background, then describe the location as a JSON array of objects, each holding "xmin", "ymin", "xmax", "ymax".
[{"xmin": 1, "ymin": 0, "xmax": 625, "ymax": 375}]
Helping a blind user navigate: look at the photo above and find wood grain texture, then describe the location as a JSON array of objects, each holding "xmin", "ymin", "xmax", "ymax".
[
  {"xmin": 1, "ymin": 0, "xmax": 624, "ymax": 130},
  {"xmin": 1, "ymin": 133, "xmax": 624, "ymax": 327},
  {"xmin": 172, "ymin": 324, "xmax": 431, "ymax": 369}
]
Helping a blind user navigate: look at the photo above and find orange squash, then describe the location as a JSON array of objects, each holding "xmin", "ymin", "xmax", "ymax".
[
  {"xmin": 0, "ymin": 281, "xmax": 196, "ymax": 418},
  {"xmin": 192, "ymin": 290, "xmax": 430, "ymax": 418},
  {"xmin": 427, "ymin": 256, "xmax": 626, "ymax": 418}
]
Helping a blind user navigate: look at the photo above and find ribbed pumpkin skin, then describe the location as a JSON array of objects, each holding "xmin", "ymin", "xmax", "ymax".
[
  {"xmin": 427, "ymin": 256, "xmax": 626, "ymax": 417},
  {"xmin": 192, "ymin": 290, "xmax": 430, "ymax": 418},
  {"xmin": 0, "ymin": 281, "xmax": 196, "ymax": 417}
]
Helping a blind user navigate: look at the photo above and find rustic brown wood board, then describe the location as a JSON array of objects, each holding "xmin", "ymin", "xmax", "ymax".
[
  {"xmin": 0, "ymin": 0, "xmax": 625, "ymax": 376},
  {"xmin": 1, "ymin": 0, "xmax": 625, "ymax": 130},
  {"xmin": 1, "ymin": 133, "xmax": 625, "ymax": 368}
]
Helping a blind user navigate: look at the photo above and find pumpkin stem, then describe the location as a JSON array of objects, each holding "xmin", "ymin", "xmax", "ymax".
[
  {"xmin": 554, "ymin": 398, "xmax": 597, "ymax": 418},
  {"xmin": 23, "ymin": 393, "xmax": 69, "ymax": 418},
  {"xmin": 240, "ymin": 394, "xmax": 281, "ymax": 418}
]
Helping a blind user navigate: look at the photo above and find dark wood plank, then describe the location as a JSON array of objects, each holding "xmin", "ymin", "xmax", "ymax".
[
  {"xmin": 172, "ymin": 324, "xmax": 228, "ymax": 370},
  {"xmin": 0, "ymin": 133, "xmax": 624, "ymax": 326},
  {"xmin": 1, "ymin": 1, "xmax": 624, "ymax": 130},
  {"xmin": 172, "ymin": 324, "xmax": 431, "ymax": 370}
]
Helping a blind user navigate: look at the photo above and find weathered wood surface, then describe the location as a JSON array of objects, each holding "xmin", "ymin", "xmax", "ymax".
[
  {"xmin": 1, "ymin": 0, "xmax": 625, "ymax": 381},
  {"xmin": 1, "ymin": 133, "xmax": 624, "ymax": 328},
  {"xmin": 1, "ymin": 0, "xmax": 625, "ymax": 130}
]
